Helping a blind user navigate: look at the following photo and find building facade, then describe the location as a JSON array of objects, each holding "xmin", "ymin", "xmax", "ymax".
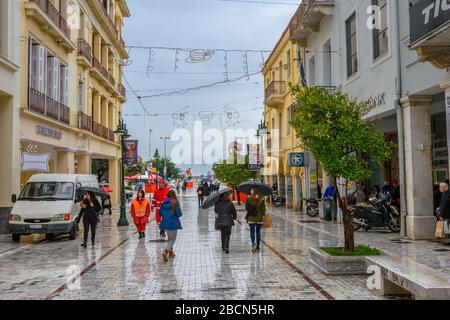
[
  {"xmin": 265, "ymin": 0, "xmax": 450, "ymax": 239},
  {"xmin": 0, "ymin": 0, "xmax": 130, "ymax": 233},
  {"xmin": 0, "ymin": 0, "xmax": 21, "ymax": 233},
  {"xmin": 262, "ymin": 28, "xmax": 308, "ymax": 211}
]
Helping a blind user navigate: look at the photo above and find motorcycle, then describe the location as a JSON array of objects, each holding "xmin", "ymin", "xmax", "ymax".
[
  {"xmin": 349, "ymin": 194, "xmax": 401, "ymax": 233},
  {"xmin": 304, "ymin": 198, "xmax": 319, "ymax": 217},
  {"xmin": 272, "ymin": 193, "xmax": 286, "ymax": 207}
]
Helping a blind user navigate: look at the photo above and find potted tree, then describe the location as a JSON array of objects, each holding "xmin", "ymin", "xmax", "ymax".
[{"xmin": 290, "ymin": 86, "xmax": 392, "ymax": 275}]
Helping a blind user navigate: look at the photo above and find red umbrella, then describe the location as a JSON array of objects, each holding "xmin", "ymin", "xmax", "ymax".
[{"xmin": 101, "ymin": 187, "xmax": 114, "ymax": 193}]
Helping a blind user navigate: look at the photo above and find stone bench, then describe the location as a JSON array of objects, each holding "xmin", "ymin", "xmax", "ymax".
[{"xmin": 366, "ymin": 256, "xmax": 450, "ymax": 300}]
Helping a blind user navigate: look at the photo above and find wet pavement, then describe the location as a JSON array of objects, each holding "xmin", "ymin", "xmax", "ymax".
[{"xmin": 0, "ymin": 189, "xmax": 447, "ymax": 300}]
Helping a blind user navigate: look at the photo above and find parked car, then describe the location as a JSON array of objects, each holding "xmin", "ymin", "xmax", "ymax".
[{"xmin": 9, "ymin": 174, "xmax": 99, "ymax": 242}]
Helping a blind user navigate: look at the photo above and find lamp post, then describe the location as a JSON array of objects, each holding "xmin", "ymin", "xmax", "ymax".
[
  {"xmin": 154, "ymin": 148, "xmax": 160, "ymax": 185},
  {"xmin": 115, "ymin": 119, "xmax": 130, "ymax": 227},
  {"xmin": 149, "ymin": 129, "xmax": 152, "ymax": 161},
  {"xmin": 257, "ymin": 120, "xmax": 269, "ymax": 183},
  {"xmin": 160, "ymin": 137, "xmax": 170, "ymax": 180}
]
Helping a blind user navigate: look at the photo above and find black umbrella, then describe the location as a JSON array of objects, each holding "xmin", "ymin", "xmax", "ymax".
[
  {"xmin": 201, "ymin": 189, "xmax": 232, "ymax": 209},
  {"xmin": 237, "ymin": 181, "xmax": 272, "ymax": 196},
  {"xmin": 77, "ymin": 187, "xmax": 108, "ymax": 198}
]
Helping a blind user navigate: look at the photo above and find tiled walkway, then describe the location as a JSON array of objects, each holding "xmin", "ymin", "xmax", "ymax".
[{"xmin": 2, "ymin": 189, "xmax": 446, "ymax": 300}]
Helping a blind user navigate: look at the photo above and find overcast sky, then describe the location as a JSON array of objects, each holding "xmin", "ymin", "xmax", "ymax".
[{"xmin": 123, "ymin": 0, "xmax": 296, "ymax": 174}]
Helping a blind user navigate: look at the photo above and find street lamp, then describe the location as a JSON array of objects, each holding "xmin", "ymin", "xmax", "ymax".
[
  {"xmin": 160, "ymin": 137, "xmax": 170, "ymax": 180},
  {"xmin": 115, "ymin": 119, "xmax": 130, "ymax": 227}
]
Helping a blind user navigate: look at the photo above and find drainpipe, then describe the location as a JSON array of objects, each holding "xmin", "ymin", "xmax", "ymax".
[{"xmin": 392, "ymin": 0, "xmax": 407, "ymax": 238}]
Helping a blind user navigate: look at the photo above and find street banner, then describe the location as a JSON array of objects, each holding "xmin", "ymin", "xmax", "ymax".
[
  {"xmin": 247, "ymin": 144, "xmax": 261, "ymax": 172},
  {"xmin": 22, "ymin": 152, "xmax": 50, "ymax": 172},
  {"xmin": 123, "ymin": 140, "xmax": 138, "ymax": 166}
]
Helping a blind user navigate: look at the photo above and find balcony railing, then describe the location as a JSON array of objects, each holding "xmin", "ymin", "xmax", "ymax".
[
  {"xmin": 77, "ymin": 39, "xmax": 93, "ymax": 63},
  {"xmin": 97, "ymin": 0, "xmax": 119, "ymax": 36},
  {"xmin": 92, "ymin": 56, "xmax": 117, "ymax": 89},
  {"xmin": 29, "ymin": 0, "xmax": 71, "ymax": 39},
  {"xmin": 289, "ymin": 0, "xmax": 334, "ymax": 39},
  {"xmin": 78, "ymin": 112, "xmax": 92, "ymax": 131},
  {"xmin": 28, "ymin": 87, "xmax": 70, "ymax": 125},
  {"xmin": 92, "ymin": 121, "xmax": 115, "ymax": 142},
  {"xmin": 119, "ymin": 84, "xmax": 126, "ymax": 98},
  {"xmin": 265, "ymin": 81, "xmax": 286, "ymax": 100}
]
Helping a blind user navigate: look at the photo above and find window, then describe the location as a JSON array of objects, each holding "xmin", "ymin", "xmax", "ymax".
[
  {"xmin": 19, "ymin": 182, "xmax": 74, "ymax": 201},
  {"xmin": 372, "ymin": 0, "xmax": 389, "ymax": 60},
  {"xmin": 30, "ymin": 43, "xmax": 46, "ymax": 93},
  {"xmin": 60, "ymin": 65, "xmax": 68, "ymax": 106},
  {"xmin": 78, "ymin": 81, "xmax": 84, "ymax": 112},
  {"xmin": 278, "ymin": 61, "xmax": 283, "ymax": 81},
  {"xmin": 286, "ymin": 106, "xmax": 291, "ymax": 136},
  {"xmin": 346, "ymin": 13, "xmax": 358, "ymax": 78},
  {"xmin": 286, "ymin": 50, "xmax": 291, "ymax": 79}
]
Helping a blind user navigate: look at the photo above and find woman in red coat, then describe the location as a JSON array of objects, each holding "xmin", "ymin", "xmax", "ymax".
[
  {"xmin": 131, "ymin": 189, "xmax": 151, "ymax": 239},
  {"xmin": 152, "ymin": 182, "xmax": 169, "ymax": 238}
]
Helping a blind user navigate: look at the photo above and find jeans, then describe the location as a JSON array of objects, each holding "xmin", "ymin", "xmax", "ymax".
[
  {"xmin": 220, "ymin": 226, "xmax": 232, "ymax": 250},
  {"xmin": 249, "ymin": 223, "xmax": 261, "ymax": 247},
  {"xmin": 166, "ymin": 230, "xmax": 178, "ymax": 252},
  {"xmin": 198, "ymin": 196, "xmax": 204, "ymax": 207},
  {"xmin": 83, "ymin": 222, "xmax": 97, "ymax": 243}
]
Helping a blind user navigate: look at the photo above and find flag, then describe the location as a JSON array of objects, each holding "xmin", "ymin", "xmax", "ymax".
[{"xmin": 298, "ymin": 51, "xmax": 307, "ymax": 87}]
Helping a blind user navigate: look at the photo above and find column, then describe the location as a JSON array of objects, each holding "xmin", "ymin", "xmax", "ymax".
[
  {"xmin": 102, "ymin": 45, "xmax": 108, "ymax": 68},
  {"xmin": 93, "ymin": 33, "xmax": 101, "ymax": 61},
  {"xmin": 440, "ymin": 80, "xmax": 450, "ymax": 177},
  {"xmin": 94, "ymin": 94, "xmax": 101, "ymax": 123},
  {"xmin": 101, "ymin": 98, "xmax": 108, "ymax": 127},
  {"xmin": 400, "ymin": 95, "xmax": 434, "ymax": 240},
  {"xmin": 57, "ymin": 151, "xmax": 75, "ymax": 174},
  {"xmin": 76, "ymin": 154, "xmax": 91, "ymax": 174},
  {"xmin": 292, "ymin": 174, "xmax": 303, "ymax": 212},
  {"xmin": 109, "ymin": 159, "xmax": 120, "ymax": 206}
]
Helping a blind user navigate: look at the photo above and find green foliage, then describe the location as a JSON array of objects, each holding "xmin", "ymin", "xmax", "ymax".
[
  {"xmin": 321, "ymin": 245, "xmax": 381, "ymax": 257},
  {"xmin": 213, "ymin": 155, "xmax": 257, "ymax": 188},
  {"xmin": 92, "ymin": 159, "xmax": 109, "ymax": 183},
  {"xmin": 124, "ymin": 156, "xmax": 145, "ymax": 177},
  {"xmin": 290, "ymin": 86, "xmax": 393, "ymax": 182},
  {"xmin": 150, "ymin": 157, "xmax": 181, "ymax": 180}
]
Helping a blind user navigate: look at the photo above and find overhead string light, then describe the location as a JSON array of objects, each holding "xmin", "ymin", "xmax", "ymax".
[
  {"xmin": 223, "ymin": 51, "xmax": 229, "ymax": 82},
  {"xmin": 146, "ymin": 48, "xmax": 155, "ymax": 78}
]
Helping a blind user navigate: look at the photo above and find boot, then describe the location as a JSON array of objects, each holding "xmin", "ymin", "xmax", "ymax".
[
  {"xmin": 143, "ymin": 232, "xmax": 146, "ymax": 238},
  {"xmin": 169, "ymin": 251, "xmax": 176, "ymax": 258},
  {"xmin": 252, "ymin": 243, "xmax": 257, "ymax": 253},
  {"xmin": 81, "ymin": 242, "xmax": 87, "ymax": 248},
  {"xmin": 138, "ymin": 233, "xmax": 142, "ymax": 239},
  {"xmin": 92, "ymin": 240, "xmax": 95, "ymax": 247},
  {"xmin": 162, "ymin": 249, "xmax": 169, "ymax": 262}
]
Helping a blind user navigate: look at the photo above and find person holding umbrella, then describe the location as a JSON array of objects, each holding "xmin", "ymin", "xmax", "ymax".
[
  {"xmin": 76, "ymin": 191, "xmax": 102, "ymax": 248},
  {"xmin": 197, "ymin": 183, "xmax": 205, "ymax": 208},
  {"xmin": 214, "ymin": 191, "xmax": 237, "ymax": 254},
  {"xmin": 242, "ymin": 185, "xmax": 267, "ymax": 253},
  {"xmin": 131, "ymin": 189, "xmax": 151, "ymax": 239}
]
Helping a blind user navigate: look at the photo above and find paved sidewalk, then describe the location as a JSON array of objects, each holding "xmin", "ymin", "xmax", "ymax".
[{"xmin": 5, "ymin": 190, "xmax": 445, "ymax": 300}]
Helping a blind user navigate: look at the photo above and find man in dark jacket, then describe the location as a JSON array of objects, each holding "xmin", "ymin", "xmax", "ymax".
[
  {"xmin": 433, "ymin": 182, "xmax": 441, "ymax": 216},
  {"xmin": 197, "ymin": 184, "xmax": 205, "ymax": 207},
  {"xmin": 214, "ymin": 193, "xmax": 237, "ymax": 254}
]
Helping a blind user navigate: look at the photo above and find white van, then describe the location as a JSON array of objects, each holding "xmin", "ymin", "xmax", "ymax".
[{"xmin": 9, "ymin": 174, "xmax": 99, "ymax": 242}]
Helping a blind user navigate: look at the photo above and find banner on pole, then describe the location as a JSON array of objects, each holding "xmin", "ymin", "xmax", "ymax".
[
  {"xmin": 123, "ymin": 140, "xmax": 138, "ymax": 166},
  {"xmin": 247, "ymin": 144, "xmax": 261, "ymax": 172}
]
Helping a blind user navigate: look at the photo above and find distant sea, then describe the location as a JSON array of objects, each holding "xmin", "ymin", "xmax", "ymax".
[{"xmin": 178, "ymin": 164, "xmax": 213, "ymax": 177}]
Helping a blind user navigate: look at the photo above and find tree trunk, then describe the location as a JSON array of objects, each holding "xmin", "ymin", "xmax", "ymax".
[{"xmin": 332, "ymin": 177, "xmax": 355, "ymax": 252}]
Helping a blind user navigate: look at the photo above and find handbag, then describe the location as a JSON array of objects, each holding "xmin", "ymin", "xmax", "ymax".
[
  {"xmin": 435, "ymin": 220, "xmax": 446, "ymax": 239},
  {"xmin": 445, "ymin": 221, "xmax": 450, "ymax": 235},
  {"xmin": 262, "ymin": 213, "xmax": 272, "ymax": 229}
]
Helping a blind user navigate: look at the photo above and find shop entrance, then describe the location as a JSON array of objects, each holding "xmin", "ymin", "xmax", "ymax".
[{"xmin": 432, "ymin": 113, "xmax": 448, "ymax": 183}]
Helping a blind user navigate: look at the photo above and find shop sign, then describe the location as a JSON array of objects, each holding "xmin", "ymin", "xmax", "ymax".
[
  {"xmin": 288, "ymin": 152, "xmax": 306, "ymax": 167},
  {"xmin": 410, "ymin": 0, "xmax": 450, "ymax": 44},
  {"xmin": 364, "ymin": 93, "xmax": 385, "ymax": 110},
  {"xmin": 36, "ymin": 125, "xmax": 62, "ymax": 140},
  {"xmin": 22, "ymin": 152, "xmax": 50, "ymax": 172}
]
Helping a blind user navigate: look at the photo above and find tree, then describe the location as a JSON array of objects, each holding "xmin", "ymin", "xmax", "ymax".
[
  {"xmin": 290, "ymin": 86, "xmax": 393, "ymax": 251},
  {"xmin": 150, "ymin": 157, "xmax": 181, "ymax": 180},
  {"xmin": 213, "ymin": 155, "xmax": 258, "ymax": 205},
  {"xmin": 124, "ymin": 156, "xmax": 145, "ymax": 177},
  {"xmin": 92, "ymin": 159, "xmax": 109, "ymax": 183}
]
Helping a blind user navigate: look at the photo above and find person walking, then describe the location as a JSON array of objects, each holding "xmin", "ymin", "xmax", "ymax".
[
  {"xmin": 214, "ymin": 192, "xmax": 237, "ymax": 254},
  {"xmin": 245, "ymin": 187, "xmax": 266, "ymax": 253},
  {"xmin": 160, "ymin": 190, "xmax": 183, "ymax": 262},
  {"xmin": 131, "ymin": 189, "xmax": 151, "ymax": 239},
  {"xmin": 76, "ymin": 191, "xmax": 102, "ymax": 248},
  {"xmin": 102, "ymin": 195, "xmax": 112, "ymax": 215},
  {"xmin": 153, "ymin": 182, "xmax": 169, "ymax": 239},
  {"xmin": 433, "ymin": 181, "xmax": 441, "ymax": 216},
  {"xmin": 197, "ymin": 183, "xmax": 205, "ymax": 207},
  {"xmin": 437, "ymin": 183, "xmax": 450, "ymax": 245}
]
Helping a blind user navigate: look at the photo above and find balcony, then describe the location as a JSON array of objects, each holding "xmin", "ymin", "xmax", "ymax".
[
  {"xmin": 78, "ymin": 112, "xmax": 92, "ymax": 131},
  {"xmin": 28, "ymin": 88, "xmax": 71, "ymax": 125},
  {"xmin": 85, "ymin": 1, "xmax": 128, "ymax": 59},
  {"xmin": 92, "ymin": 121, "xmax": 115, "ymax": 143},
  {"xmin": 289, "ymin": 0, "xmax": 334, "ymax": 45},
  {"xmin": 118, "ymin": 83, "xmax": 126, "ymax": 101},
  {"xmin": 265, "ymin": 81, "xmax": 286, "ymax": 109},
  {"xmin": 25, "ymin": 0, "xmax": 76, "ymax": 52},
  {"xmin": 77, "ymin": 39, "xmax": 93, "ymax": 67},
  {"xmin": 91, "ymin": 57, "xmax": 118, "ymax": 94}
]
